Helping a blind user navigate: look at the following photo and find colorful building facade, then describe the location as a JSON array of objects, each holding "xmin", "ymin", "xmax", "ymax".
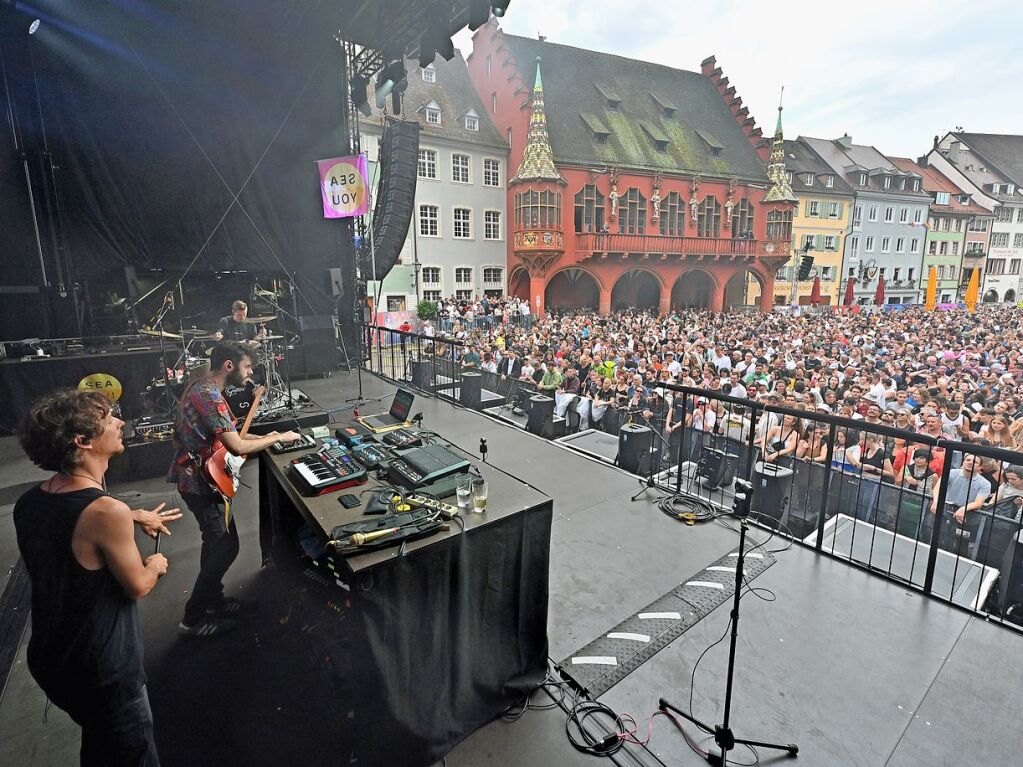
[
  {"xmin": 774, "ymin": 139, "xmax": 854, "ymax": 305},
  {"xmin": 466, "ymin": 23, "xmax": 794, "ymax": 314}
]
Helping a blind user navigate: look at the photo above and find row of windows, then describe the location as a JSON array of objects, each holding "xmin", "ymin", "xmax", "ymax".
[
  {"xmin": 418, "ymin": 150, "xmax": 501, "ymax": 186},
  {"xmin": 989, "ymin": 232, "xmax": 1023, "ymax": 248},
  {"xmin": 847, "ymin": 266, "xmax": 918, "ymax": 282},
  {"xmin": 848, "ymin": 235, "xmax": 920, "ymax": 254},
  {"xmin": 801, "ymin": 234, "xmax": 839, "ymax": 251},
  {"xmin": 852, "ymin": 204, "xmax": 924, "ymax": 225},
  {"xmin": 419, "ymin": 265, "xmax": 505, "ymax": 285},
  {"xmin": 928, "ymin": 216, "xmax": 965, "ymax": 232},
  {"xmin": 777, "ymin": 265, "xmax": 836, "ymax": 281},
  {"xmin": 928, "ymin": 240, "xmax": 962, "ymax": 256},
  {"xmin": 993, "ymin": 206, "xmax": 1023, "ymax": 223},
  {"xmin": 802, "ymin": 200, "xmax": 845, "ymax": 219},
  {"xmin": 418, "ymin": 205, "xmax": 501, "ymax": 240},
  {"xmin": 570, "ymin": 184, "xmax": 755, "ymax": 237},
  {"xmin": 986, "ymin": 259, "xmax": 1022, "ymax": 275}
]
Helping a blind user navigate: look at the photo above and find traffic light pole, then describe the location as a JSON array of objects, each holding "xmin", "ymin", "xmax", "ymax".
[{"xmin": 659, "ymin": 479, "xmax": 798, "ymax": 765}]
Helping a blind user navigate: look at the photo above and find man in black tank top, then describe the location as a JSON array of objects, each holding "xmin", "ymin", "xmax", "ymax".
[{"xmin": 15, "ymin": 390, "xmax": 182, "ymax": 766}]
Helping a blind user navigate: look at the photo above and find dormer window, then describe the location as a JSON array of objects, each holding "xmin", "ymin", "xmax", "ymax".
[
  {"xmin": 936, "ymin": 192, "xmax": 951, "ymax": 205},
  {"xmin": 883, "ymin": 175, "xmax": 892, "ymax": 189},
  {"xmin": 422, "ymin": 65, "xmax": 436, "ymax": 83},
  {"xmin": 1008, "ymin": 184, "xmax": 1017, "ymax": 196},
  {"xmin": 805, "ymin": 173, "xmax": 814, "ymax": 186},
  {"xmin": 824, "ymin": 174, "xmax": 834, "ymax": 188},
  {"xmin": 463, "ymin": 109, "xmax": 480, "ymax": 131},
  {"xmin": 912, "ymin": 179, "xmax": 920, "ymax": 191},
  {"xmin": 640, "ymin": 121, "xmax": 670, "ymax": 152},
  {"xmin": 425, "ymin": 108, "xmax": 441, "ymax": 124},
  {"xmin": 899, "ymin": 178, "xmax": 907, "ymax": 190},
  {"xmin": 593, "ymin": 82, "xmax": 621, "ymax": 111},
  {"xmin": 992, "ymin": 184, "xmax": 1001, "ymax": 194},
  {"xmin": 858, "ymin": 172, "xmax": 868, "ymax": 186}
]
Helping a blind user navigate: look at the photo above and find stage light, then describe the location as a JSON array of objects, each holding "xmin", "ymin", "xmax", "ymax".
[
  {"xmin": 390, "ymin": 77, "xmax": 407, "ymax": 115},
  {"xmin": 468, "ymin": 0, "xmax": 490, "ymax": 29},
  {"xmin": 419, "ymin": 25, "xmax": 455, "ymax": 69},
  {"xmin": 28, "ymin": 19, "xmax": 41, "ymax": 35},
  {"xmin": 491, "ymin": 1, "xmax": 511, "ymax": 17},
  {"xmin": 375, "ymin": 60, "xmax": 405, "ymax": 109},
  {"xmin": 351, "ymin": 74, "xmax": 372, "ymax": 117}
]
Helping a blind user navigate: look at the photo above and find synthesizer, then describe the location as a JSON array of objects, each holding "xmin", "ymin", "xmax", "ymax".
[
  {"xmin": 382, "ymin": 429, "xmax": 421, "ymax": 448},
  {"xmin": 387, "ymin": 443, "xmax": 470, "ymax": 489},
  {"xmin": 290, "ymin": 446, "xmax": 367, "ymax": 495},
  {"xmin": 271, "ymin": 433, "xmax": 317, "ymax": 454},
  {"xmin": 351, "ymin": 441, "xmax": 391, "ymax": 468}
]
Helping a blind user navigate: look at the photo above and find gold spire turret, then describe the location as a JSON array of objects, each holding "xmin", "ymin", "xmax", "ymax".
[
  {"xmin": 764, "ymin": 86, "xmax": 797, "ymax": 203},
  {"xmin": 511, "ymin": 57, "xmax": 565, "ymax": 184}
]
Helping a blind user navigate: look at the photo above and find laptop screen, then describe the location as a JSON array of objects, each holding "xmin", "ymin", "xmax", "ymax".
[{"xmin": 389, "ymin": 389, "xmax": 415, "ymax": 421}]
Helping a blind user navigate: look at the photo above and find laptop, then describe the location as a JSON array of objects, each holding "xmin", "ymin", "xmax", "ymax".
[{"xmin": 358, "ymin": 389, "xmax": 415, "ymax": 433}]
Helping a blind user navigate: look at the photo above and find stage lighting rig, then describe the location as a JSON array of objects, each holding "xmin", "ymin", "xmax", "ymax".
[
  {"xmin": 351, "ymin": 73, "xmax": 372, "ymax": 117},
  {"xmin": 491, "ymin": 0, "xmax": 511, "ymax": 17},
  {"xmin": 468, "ymin": 0, "xmax": 490, "ymax": 29},
  {"xmin": 375, "ymin": 59, "xmax": 407, "ymax": 109}
]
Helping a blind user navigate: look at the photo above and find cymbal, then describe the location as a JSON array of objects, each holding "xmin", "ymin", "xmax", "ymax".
[
  {"xmin": 141, "ymin": 329, "xmax": 181, "ymax": 339},
  {"xmin": 180, "ymin": 327, "xmax": 210, "ymax": 335},
  {"xmin": 263, "ymin": 334, "xmax": 285, "ymax": 340},
  {"xmin": 242, "ymin": 315, "xmax": 277, "ymax": 323}
]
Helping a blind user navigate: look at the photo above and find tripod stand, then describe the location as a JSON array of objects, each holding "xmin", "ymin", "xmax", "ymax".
[
  {"xmin": 659, "ymin": 481, "xmax": 798, "ymax": 765},
  {"xmin": 628, "ymin": 408, "xmax": 671, "ymax": 502}
]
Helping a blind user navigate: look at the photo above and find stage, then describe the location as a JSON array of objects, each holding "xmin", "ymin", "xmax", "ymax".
[{"xmin": 2, "ymin": 370, "xmax": 1023, "ymax": 766}]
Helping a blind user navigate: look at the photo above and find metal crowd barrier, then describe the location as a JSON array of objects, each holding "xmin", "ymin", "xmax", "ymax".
[{"xmin": 359, "ymin": 330, "xmax": 1023, "ymax": 629}]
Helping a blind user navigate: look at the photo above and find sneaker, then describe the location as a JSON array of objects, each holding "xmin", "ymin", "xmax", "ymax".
[
  {"xmin": 205, "ymin": 597, "xmax": 255, "ymax": 617},
  {"xmin": 177, "ymin": 616, "xmax": 237, "ymax": 638}
]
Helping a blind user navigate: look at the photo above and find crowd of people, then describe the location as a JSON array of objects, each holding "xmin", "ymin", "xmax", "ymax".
[{"xmin": 416, "ymin": 301, "xmax": 1023, "ymax": 523}]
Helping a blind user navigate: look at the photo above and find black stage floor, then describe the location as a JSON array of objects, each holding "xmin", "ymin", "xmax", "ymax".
[{"xmin": 2, "ymin": 371, "xmax": 1022, "ymax": 766}]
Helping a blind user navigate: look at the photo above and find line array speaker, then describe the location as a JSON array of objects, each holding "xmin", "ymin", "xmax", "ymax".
[{"xmin": 369, "ymin": 119, "xmax": 420, "ymax": 280}]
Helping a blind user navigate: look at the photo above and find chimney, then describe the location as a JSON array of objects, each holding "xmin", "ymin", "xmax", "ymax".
[
  {"xmin": 917, "ymin": 155, "xmax": 929, "ymax": 167},
  {"xmin": 948, "ymin": 140, "xmax": 961, "ymax": 164},
  {"xmin": 933, "ymin": 135, "xmax": 939, "ymax": 149},
  {"xmin": 538, "ymin": 34, "xmax": 546, "ymax": 42},
  {"xmin": 835, "ymin": 133, "xmax": 852, "ymax": 150}
]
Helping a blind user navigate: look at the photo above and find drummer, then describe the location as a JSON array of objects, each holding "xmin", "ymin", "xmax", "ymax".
[{"xmin": 214, "ymin": 300, "xmax": 265, "ymax": 347}]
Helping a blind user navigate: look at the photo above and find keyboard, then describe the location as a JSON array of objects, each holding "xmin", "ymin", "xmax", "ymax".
[
  {"xmin": 290, "ymin": 446, "xmax": 367, "ymax": 495},
  {"xmin": 271, "ymin": 433, "xmax": 317, "ymax": 454}
]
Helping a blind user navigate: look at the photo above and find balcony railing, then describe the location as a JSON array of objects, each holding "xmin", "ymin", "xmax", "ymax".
[{"xmin": 575, "ymin": 232, "xmax": 783, "ymax": 260}]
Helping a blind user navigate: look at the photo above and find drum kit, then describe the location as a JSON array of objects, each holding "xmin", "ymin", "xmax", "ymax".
[{"xmin": 141, "ymin": 315, "xmax": 296, "ymax": 419}]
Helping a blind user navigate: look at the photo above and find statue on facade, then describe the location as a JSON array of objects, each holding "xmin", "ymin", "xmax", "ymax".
[
  {"xmin": 689, "ymin": 175, "xmax": 701, "ymax": 223},
  {"xmin": 608, "ymin": 164, "xmax": 621, "ymax": 220},
  {"xmin": 651, "ymin": 170, "xmax": 663, "ymax": 221},
  {"xmin": 725, "ymin": 177, "xmax": 737, "ymax": 225}
]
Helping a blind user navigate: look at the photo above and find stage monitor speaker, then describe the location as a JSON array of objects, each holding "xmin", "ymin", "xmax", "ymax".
[
  {"xmin": 527, "ymin": 395, "xmax": 554, "ymax": 436},
  {"xmin": 297, "ymin": 343, "xmax": 338, "ymax": 376},
  {"xmin": 300, "ymin": 315, "xmax": 336, "ymax": 345},
  {"xmin": 999, "ymin": 529, "xmax": 1023, "ymax": 616},
  {"xmin": 369, "ymin": 119, "xmax": 420, "ymax": 280},
  {"xmin": 460, "ymin": 371, "xmax": 482, "ymax": 410},
  {"xmin": 618, "ymin": 423, "xmax": 653, "ymax": 474},
  {"xmin": 698, "ymin": 448, "xmax": 737, "ymax": 489}
]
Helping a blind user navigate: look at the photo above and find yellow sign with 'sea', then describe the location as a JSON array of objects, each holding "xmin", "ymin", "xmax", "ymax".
[{"xmin": 78, "ymin": 373, "xmax": 123, "ymax": 403}]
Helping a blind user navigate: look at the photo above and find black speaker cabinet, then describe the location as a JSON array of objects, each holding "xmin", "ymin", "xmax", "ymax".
[
  {"xmin": 527, "ymin": 395, "xmax": 554, "ymax": 435},
  {"xmin": 460, "ymin": 371, "xmax": 482, "ymax": 410},
  {"xmin": 618, "ymin": 423, "xmax": 653, "ymax": 474},
  {"xmin": 370, "ymin": 120, "xmax": 420, "ymax": 280},
  {"xmin": 299, "ymin": 315, "xmax": 337, "ymax": 345},
  {"xmin": 411, "ymin": 359, "xmax": 436, "ymax": 389},
  {"xmin": 698, "ymin": 447, "xmax": 738, "ymax": 489}
]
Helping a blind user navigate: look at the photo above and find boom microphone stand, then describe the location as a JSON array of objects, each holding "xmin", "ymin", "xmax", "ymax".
[
  {"xmin": 629, "ymin": 405, "xmax": 671, "ymax": 502},
  {"xmin": 659, "ymin": 479, "xmax": 798, "ymax": 765}
]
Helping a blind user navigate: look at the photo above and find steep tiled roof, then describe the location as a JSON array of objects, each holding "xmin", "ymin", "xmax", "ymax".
[
  {"xmin": 511, "ymin": 58, "xmax": 565, "ymax": 184},
  {"xmin": 360, "ymin": 51, "xmax": 506, "ymax": 150},
  {"xmin": 801, "ymin": 136, "xmax": 929, "ymax": 198},
  {"xmin": 889, "ymin": 157, "xmax": 990, "ymax": 217},
  {"xmin": 500, "ymin": 35, "xmax": 769, "ymax": 181},
  {"xmin": 957, "ymin": 133, "xmax": 1023, "ymax": 188},
  {"xmin": 783, "ymin": 140, "xmax": 854, "ymax": 196}
]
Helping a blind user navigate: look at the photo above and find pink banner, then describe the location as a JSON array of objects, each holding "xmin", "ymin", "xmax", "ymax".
[{"xmin": 316, "ymin": 154, "xmax": 369, "ymax": 218}]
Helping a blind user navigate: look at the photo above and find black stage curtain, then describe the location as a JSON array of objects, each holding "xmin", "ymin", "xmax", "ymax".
[{"xmin": 2, "ymin": 0, "xmax": 357, "ymax": 318}]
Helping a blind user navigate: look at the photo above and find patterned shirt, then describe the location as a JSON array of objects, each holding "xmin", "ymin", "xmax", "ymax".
[{"xmin": 168, "ymin": 378, "xmax": 236, "ymax": 495}]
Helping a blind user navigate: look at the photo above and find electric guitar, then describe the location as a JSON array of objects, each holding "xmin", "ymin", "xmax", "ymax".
[{"xmin": 205, "ymin": 385, "xmax": 264, "ymax": 499}]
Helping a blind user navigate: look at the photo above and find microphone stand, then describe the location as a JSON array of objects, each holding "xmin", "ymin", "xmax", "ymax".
[{"xmin": 659, "ymin": 492, "xmax": 798, "ymax": 765}]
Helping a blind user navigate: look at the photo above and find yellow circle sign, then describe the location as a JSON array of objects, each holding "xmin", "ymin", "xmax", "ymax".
[
  {"xmin": 322, "ymin": 158, "xmax": 369, "ymax": 217},
  {"xmin": 78, "ymin": 373, "xmax": 123, "ymax": 403}
]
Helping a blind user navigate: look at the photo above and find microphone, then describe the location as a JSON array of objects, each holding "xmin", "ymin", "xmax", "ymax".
[{"xmin": 349, "ymin": 527, "xmax": 399, "ymax": 546}]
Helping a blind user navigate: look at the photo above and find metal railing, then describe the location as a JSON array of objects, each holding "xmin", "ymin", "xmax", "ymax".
[{"xmin": 358, "ymin": 334, "xmax": 1023, "ymax": 629}]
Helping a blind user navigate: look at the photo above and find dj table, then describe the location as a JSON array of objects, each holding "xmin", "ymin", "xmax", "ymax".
[{"xmin": 258, "ymin": 430, "xmax": 553, "ymax": 766}]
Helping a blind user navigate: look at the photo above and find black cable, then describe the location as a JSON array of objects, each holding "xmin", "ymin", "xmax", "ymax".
[
  {"xmin": 657, "ymin": 493, "xmax": 721, "ymax": 525},
  {"xmin": 564, "ymin": 699, "xmax": 627, "ymax": 757}
]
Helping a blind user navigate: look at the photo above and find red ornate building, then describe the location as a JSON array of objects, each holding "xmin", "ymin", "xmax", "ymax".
[{"xmin": 466, "ymin": 22, "xmax": 796, "ymax": 314}]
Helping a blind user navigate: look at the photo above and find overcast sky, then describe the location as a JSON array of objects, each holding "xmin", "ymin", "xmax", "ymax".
[{"xmin": 453, "ymin": 0, "xmax": 1023, "ymax": 158}]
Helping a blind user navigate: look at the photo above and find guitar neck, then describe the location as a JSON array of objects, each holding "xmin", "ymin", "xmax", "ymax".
[{"xmin": 238, "ymin": 388, "xmax": 264, "ymax": 438}]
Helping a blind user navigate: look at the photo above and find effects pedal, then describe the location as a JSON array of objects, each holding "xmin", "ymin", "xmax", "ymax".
[
  {"xmin": 382, "ymin": 429, "xmax": 421, "ymax": 448},
  {"xmin": 403, "ymin": 492, "xmax": 459, "ymax": 519}
]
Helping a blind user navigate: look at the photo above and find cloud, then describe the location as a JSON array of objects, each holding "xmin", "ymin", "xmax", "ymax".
[{"xmin": 454, "ymin": 0, "xmax": 1023, "ymax": 156}]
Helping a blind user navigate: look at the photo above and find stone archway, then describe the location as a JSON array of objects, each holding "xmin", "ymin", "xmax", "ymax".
[
  {"xmin": 984, "ymin": 289, "xmax": 999, "ymax": 303},
  {"xmin": 611, "ymin": 269, "xmax": 661, "ymax": 311},
  {"xmin": 724, "ymin": 268, "xmax": 765, "ymax": 309},
  {"xmin": 509, "ymin": 267, "xmax": 530, "ymax": 301},
  {"xmin": 545, "ymin": 268, "xmax": 600, "ymax": 311},
  {"xmin": 671, "ymin": 270, "xmax": 716, "ymax": 309},
  {"xmin": 1005, "ymin": 289, "xmax": 1017, "ymax": 303}
]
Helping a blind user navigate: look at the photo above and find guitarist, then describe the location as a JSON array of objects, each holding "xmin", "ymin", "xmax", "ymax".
[{"xmin": 169, "ymin": 341, "xmax": 298, "ymax": 638}]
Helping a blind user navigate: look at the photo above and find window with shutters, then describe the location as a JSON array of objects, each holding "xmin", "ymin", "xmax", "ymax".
[
  {"xmin": 660, "ymin": 192, "xmax": 685, "ymax": 236},
  {"xmin": 696, "ymin": 196, "xmax": 721, "ymax": 238},
  {"xmin": 731, "ymin": 199, "xmax": 754, "ymax": 238},
  {"xmin": 573, "ymin": 184, "xmax": 606, "ymax": 233},
  {"xmin": 828, "ymin": 201, "xmax": 840, "ymax": 218},
  {"xmin": 807, "ymin": 200, "xmax": 820, "ymax": 217},
  {"xmin": 803, "ymin": 234, "xmax": 816, "ymax": 250}
]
